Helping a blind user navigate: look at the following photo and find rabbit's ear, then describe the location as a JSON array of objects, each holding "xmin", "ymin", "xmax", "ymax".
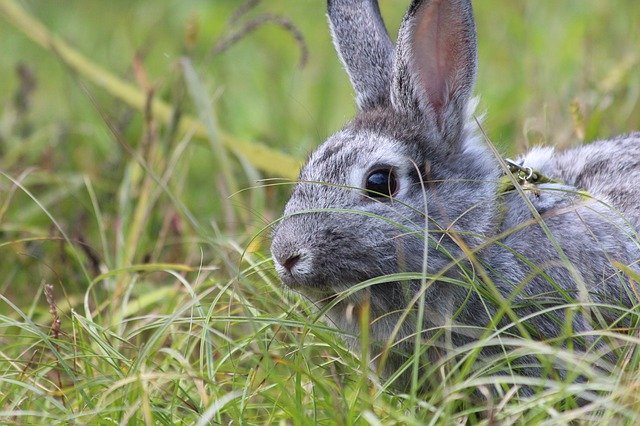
[
  {"xmin": 328, "ymin": 0, "xmax": 394, "ymax": 110},
  {"xmin": 391, "ymin": 0, "xmax": 477, "ymax": 148}
]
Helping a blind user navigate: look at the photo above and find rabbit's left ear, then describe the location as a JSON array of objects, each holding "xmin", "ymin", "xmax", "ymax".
[{"xmin": 391, "ymin": 0, "xmax": 477, "ymax": 149}]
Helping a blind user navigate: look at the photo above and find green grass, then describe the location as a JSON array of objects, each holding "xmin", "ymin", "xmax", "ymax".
[{"xmin": 0, "ymin": 0, "xmax": 639, "ymax": 424}]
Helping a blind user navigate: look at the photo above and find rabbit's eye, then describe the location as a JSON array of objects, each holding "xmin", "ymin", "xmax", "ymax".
[{"xmin": 365, "ymin": 169, "xmax": 398, "ymax": 198}]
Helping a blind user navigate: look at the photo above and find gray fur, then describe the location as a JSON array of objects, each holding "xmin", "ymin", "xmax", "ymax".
[
  {"xmin": 328, "ymin": 0, "xmax": 394, "ymax": 109},
  {"xmin": 271, "ymin": 0, "xmax": 640, "ymax": 389}
]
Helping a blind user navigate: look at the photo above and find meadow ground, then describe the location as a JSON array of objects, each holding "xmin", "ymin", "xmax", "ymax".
[{"xmin": 0, "ymin": 0, "xmax": 639, "ymax": 424}]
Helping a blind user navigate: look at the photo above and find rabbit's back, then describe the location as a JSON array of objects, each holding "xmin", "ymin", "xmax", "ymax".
[{"xmin": 520, "ymin": 133, "xmax": 640, "ymax": 230}]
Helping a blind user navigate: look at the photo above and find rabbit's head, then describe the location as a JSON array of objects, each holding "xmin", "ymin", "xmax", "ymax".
[{"xmin": 271, "ymin": 0, "xmax": 500, "ymax": 335}]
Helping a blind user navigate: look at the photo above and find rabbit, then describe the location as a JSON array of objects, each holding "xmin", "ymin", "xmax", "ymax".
[{"xmin": 271, "ymin": 0, "xmax": 640, "ymax": 389}]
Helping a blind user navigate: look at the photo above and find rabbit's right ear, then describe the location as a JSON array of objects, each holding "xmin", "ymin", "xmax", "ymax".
[
  {"xmin": 328, "ymin": 0, "xmax": 394, "ymax": 110},
  {"xmin": 391, "ymin": 0, "xmax": 477, "ymax": 151}
]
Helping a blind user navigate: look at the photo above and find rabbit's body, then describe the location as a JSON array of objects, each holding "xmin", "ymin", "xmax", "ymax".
[
  {"xmin": 522, "ymin": 134, "xmax": 640, "ymax": 229},
  {"xmin": 271, "ymin": 0, "xmax": 640, "ymax": 387}
]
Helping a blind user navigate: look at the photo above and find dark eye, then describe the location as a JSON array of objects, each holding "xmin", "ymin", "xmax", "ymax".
[{"xmin": 365, "ymin": 168, "xmax": 398, "ymax": 198}]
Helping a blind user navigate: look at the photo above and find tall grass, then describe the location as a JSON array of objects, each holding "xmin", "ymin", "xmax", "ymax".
[{"xmin": 0, "ymin": 0, "xmax": 639, "ymax": 424}]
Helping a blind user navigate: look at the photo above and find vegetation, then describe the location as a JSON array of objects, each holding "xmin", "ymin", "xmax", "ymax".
[{"xmin": 0, "ymin": 0, "xmax": 639, "ymax": 423}]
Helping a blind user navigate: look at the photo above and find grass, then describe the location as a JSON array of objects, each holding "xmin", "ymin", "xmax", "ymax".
[{"xmin": 0, "ymin": 0, "xmax": 639, "ymax": 424}]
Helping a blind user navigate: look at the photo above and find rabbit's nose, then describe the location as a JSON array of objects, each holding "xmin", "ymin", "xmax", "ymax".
[
  {"xmin": 282, "ymin": 254, "xmax": 301, "ymax": 271},
  {"xmin": 271, "ymin": 221, "xmax": 313, "ymax": 276},
  {"xmin": 274, "ymin": 250, "xmax": 304, "ymax": 271},
  {"xmin": 272, "ymin": 245, "xmax": 311, "ymax": 275}
]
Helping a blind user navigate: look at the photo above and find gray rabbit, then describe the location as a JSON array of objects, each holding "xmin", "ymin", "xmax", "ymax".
[{"xmin": 271, "ymin": 0, "xmax": 640, "ymax": 388}]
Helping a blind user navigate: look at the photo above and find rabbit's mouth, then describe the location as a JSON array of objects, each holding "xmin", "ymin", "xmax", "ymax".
[
  {"xmin": 278, "ymin": 272, "xmax": 355, "ymax": 298},
  {"xmin": 276, "ymin": 262, "xmax": 389, "ymax": 303},
  {"xmin": 274, "ymin": 247, "xmax": 380, "ymax": 292}
]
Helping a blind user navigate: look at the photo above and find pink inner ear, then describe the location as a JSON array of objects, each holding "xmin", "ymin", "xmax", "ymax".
[{"xmin": 411, "ymin": 0, "xmax": 468, "ymax": 114}]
